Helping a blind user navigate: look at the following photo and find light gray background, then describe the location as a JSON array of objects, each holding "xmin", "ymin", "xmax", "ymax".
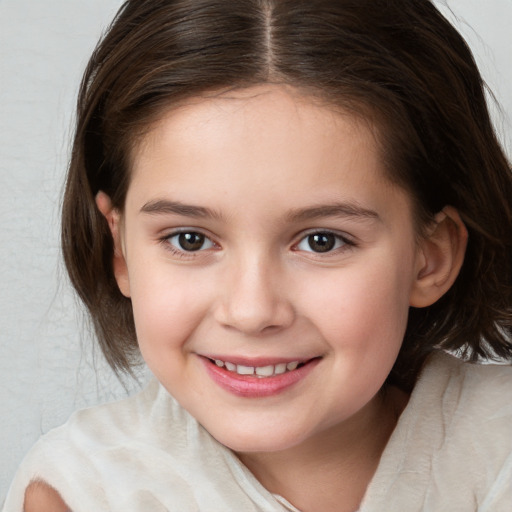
[{"xmin": 1, "ymin": 0, "xmax": 511, "ymax": 502}]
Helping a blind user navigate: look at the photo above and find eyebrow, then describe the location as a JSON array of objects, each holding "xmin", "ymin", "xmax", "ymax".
[
  {"xmin": 140, "ymin": 199, "xmax": 223, "ymax": 220},
  {"xmin": 141, "ymin": 199, "xmax": 379, "ymax": 223},
  {"xmin": 286, "ymin": 203, "xmax": 380, "ymax": 223}
]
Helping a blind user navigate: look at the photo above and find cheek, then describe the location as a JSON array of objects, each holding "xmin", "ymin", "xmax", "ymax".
[
  {"xmin": 298, "ymin": 257, "xmax": 413, "ymax": 351},
  {"xmin": 128, "ymin": 265, "xmax": 212, "ymax": 352}
]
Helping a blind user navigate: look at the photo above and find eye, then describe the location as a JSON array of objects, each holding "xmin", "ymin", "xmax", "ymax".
[
  {"xmin": 166, "ymin": 231, "xmax": 215, "ymax": 252},
  {"xmin": 295, "ymin": 232, "xmax": 348, "ymax": 253}
]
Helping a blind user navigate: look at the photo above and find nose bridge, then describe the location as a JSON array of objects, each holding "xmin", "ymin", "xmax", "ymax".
[{"xmin": 216, "ymin": 247, "xmax": 294, "ymax": 334}]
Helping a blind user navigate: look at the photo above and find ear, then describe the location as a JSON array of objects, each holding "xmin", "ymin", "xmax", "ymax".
[
  {"xmin": 95, "ymin": 191, "xmax": 131, "ymax": 298},
  {"xmin": 409, "ymin": 206, "xmax": 468, "ymax": 308}
]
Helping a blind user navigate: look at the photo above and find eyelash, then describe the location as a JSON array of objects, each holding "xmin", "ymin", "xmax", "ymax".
[{"xmin": 160, "ymin": 228, "xmax": 355, "ymax": 260}]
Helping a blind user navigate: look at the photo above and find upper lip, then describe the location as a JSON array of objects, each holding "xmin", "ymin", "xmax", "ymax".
[{"xmin": 199, "ymin": 354, "xmax": 318, "ymax": 367}]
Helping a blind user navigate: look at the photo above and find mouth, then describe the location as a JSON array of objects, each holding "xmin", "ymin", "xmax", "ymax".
[
  {"xmin": 200, "ymin": 355, "xmax": 321, "ymax": 397},
  {"xmin": 207, "ymin": 357, "xmax": 307, "ymax": 378}
]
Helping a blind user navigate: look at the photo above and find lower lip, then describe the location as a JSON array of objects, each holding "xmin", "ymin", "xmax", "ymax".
[{"xmin": 201, "ymin": 357, "xmax": 320, "ymax": 398}]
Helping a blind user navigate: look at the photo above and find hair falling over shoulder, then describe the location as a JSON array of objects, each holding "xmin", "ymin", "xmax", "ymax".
[{"xmin": 61, "ymin": 0, "xmax": 512, "ymax": 389}]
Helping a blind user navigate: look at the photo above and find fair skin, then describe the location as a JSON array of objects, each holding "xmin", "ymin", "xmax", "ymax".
[
  {"xmin": 24, "ymin": 481, "xmax": 69, "ymax": 512},
  {"xmin": 26, "ymin": 84, "xmax": 467, "ymax": 511}
]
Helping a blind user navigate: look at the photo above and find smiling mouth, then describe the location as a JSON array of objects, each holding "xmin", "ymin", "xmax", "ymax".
[
  {"xmin": 206, "ymin": 357, "xmax": 310, "ymax": 378},
  {"xmin": 202, "ymin": 356, "xmax": 321, "ymax": 397}
]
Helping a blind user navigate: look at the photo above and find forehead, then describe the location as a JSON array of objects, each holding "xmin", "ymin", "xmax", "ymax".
[
  {"xmin": 126, "ymin": 84, "xmax": 411, "ymax": 224},
  {"xmin": 132, "ymin": 84, "xmax": 377, "ymax": 153}
]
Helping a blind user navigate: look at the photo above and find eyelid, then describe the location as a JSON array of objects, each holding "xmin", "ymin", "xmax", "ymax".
[{"xmin": 160, "ymin": 226, "xmax": 217, "ymax": 241}]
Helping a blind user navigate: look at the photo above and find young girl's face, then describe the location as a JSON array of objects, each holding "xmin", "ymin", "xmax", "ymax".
[{"xmin": 113, "ymin": 85, "xmax": 426, "ymax": 453}]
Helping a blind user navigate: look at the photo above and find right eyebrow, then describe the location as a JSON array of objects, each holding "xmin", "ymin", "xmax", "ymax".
[
  {"xmin": 140, "ymin": 199, "xmax": 224, "ymax": 220},
  {"xmin": 286, "ymin": 202, "xmax": 380, "ymax": 223}
]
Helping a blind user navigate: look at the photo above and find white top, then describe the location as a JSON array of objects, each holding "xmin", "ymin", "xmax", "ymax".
[{"xmin": 3, "ymin": 352, "xmax": 512, "ymax": 511}]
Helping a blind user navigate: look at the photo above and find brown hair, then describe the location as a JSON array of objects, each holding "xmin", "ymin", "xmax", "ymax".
[{"xmin": 62, "ymin": 0, "xmax": 512, "ymax": 389}]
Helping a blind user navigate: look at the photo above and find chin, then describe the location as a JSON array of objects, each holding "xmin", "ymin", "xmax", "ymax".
[{"xmin": 208, "ymin": 423, "xmax": 309, "ymax": 454}]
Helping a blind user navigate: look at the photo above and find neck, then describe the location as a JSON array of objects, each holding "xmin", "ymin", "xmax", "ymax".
[{"xmin": 237, "ymin": 386, "xmax": 408, "ymax": 512}]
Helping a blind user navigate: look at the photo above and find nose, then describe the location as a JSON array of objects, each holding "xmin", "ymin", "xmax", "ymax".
[{"xmin": 214, "ymin": 254, "xmax": 295, "ymax": 335}]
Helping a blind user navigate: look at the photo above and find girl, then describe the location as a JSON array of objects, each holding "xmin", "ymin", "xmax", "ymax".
[{"xmin": 4, "ymin": 0, "xmax": 512, "ymax": 510}]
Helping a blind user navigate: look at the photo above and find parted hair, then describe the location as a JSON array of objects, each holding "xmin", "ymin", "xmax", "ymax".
[{"xmin": 62, "ymin": 0, "xmax": 512, "ymax": 389}]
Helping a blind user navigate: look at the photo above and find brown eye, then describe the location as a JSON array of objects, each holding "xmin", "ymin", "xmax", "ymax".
[
  {"xmin": 167, "ymin": 232, "xmax": 214, "ymax": 252},
  {"xmin": 307, "ymin": 233, "xmax": 336, "ymax": 252},
  {"xmin": 296, "ymin": 231, "xmax": 348, "ymax": 254},
  {"xmin": 179, "ymin": 233, "xmax": 205, "ymax": 251}
]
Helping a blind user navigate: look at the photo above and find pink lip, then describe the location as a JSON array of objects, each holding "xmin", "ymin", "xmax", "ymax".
[{"xmin": 200, "ymin": 356, "xmax": 320, "ymax": 398}]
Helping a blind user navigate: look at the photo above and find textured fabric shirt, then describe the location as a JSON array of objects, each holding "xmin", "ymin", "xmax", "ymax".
[{"xmin": 3, "ymin": 352, "xmax": 512, "ymax": 511}]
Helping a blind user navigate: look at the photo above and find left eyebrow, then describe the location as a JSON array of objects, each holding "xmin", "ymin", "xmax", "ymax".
[
  {"xmin": 140, "ymin": 199, "xmax": 224, "ymax": 220},
  {"xmin": 286, "ymin": 202, "xmax": 380, "ymax": 223}
]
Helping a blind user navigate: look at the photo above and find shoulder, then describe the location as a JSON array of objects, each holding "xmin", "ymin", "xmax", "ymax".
[
  {"xmin": 415, "ymin": 352, "xmax": 512, "ymax": 436},
  {"xmin": 23, "ymin": 481, "xmax": 69, "ymax": 512},
  {"xmin": 362, "ymin": 353, "xmax": 512, "ymax": 509},
  {"xmin": 3, "ymin": 379, "xmax": 166, "ymax": 512},
  {"xmin": 424, "ymin": 351, "xmax": 512, "ymax": 422},
  {"xmin": 425, "ymin": 354, "xmax": 512, "ymax": 500},
  {"xmin": 418, "ymin": 353, "xmax": 512, "ymax": 485}
]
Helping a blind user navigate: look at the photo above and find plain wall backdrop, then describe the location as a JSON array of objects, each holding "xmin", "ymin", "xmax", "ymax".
[{"xmin": 1, "ymin": 0, "xmax": 511, "ymax": 502}]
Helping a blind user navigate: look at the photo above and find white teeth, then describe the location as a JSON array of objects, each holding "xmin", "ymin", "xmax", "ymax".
[
  {"xmin": 212, "ymin": 358, "xmax": 302, "ymax": 377},
  {"xmin": 237, "ymin": 365, "xmax": 255, "ymax": 375},
  {"xmin": 255, "ymin": 365, "xmax": 274, "ymax": 377},
  {"xmin": 274, "ymin": 363, "xmax": 287, "ymax": 375}
]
